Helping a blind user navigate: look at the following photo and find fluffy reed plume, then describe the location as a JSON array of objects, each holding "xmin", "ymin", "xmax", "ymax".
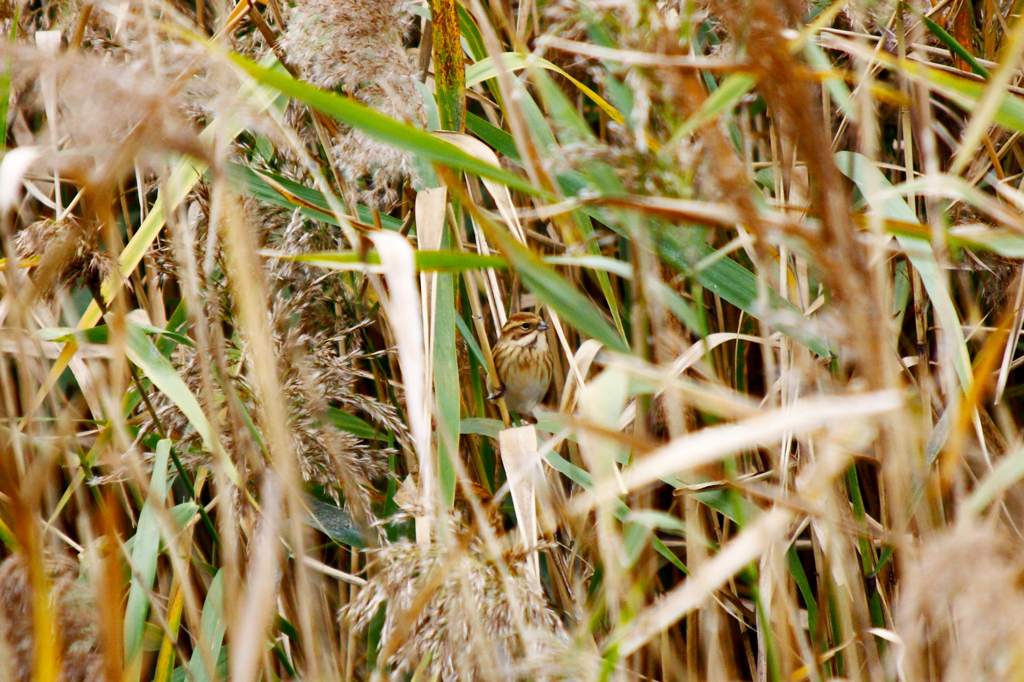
[
  {"xmin": 279, "ymin": 0, "xmax": 424, "ymax": 209},
  {"xmin": 4, "ymin": 47, "xmax": 203, "ymax": 308},
  {"xmin": 0, "ymin": 554, "xmax": 103, "ymax": 682},
  {"xmin": 344, "ymin": 534, "xmax": 565, "ymax": 680},
  {"xmin": 897, "ymin": 523, "xmax": 1024, "ymax": 682},
  {"xmin": 13, "ymin": 217, "xmax": 115, "ymax": 300},
  {"xmin": 131, "ymin": 200, "xmax": 404, "ymax": 518},
  {"xmin": 10, "ymin": 48, "xmax": 205, "ymax": 182}
]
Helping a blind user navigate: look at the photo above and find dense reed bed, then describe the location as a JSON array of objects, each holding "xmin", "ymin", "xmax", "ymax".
[{"xmin": 3, "ymin": 0, "xmax": 1024, "ymax": 680}]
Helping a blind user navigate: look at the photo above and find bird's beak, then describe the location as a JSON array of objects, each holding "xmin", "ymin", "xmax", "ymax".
[{"xmin": 537, "ymin": 320, "xmax": 550, "ymax": 331}]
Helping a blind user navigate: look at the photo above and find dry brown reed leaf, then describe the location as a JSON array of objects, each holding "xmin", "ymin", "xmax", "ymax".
[
  {"xmin": 499, "ymin": 425, "xmax": 542, "ymax": 586},
  {"xmin": 231, "ymin": 474, "xmax": 284, "ymax": 682},
  {"xmin": 707, "ymin": 0, "xmax": 892, "ymax": 376},
  {"xmin": 368, "ymin": 229, "xmax": 432, "ymax": 540},
  {"xmin": 416, "ymin": 185, "xmax": 447, "ymax": 403},
  {"xmin": 435, "ymin": 133, "xmax": 528, "ymax": 243},
  {"xmin": 0, "ymin": 553, "xmax": 104, "ymax": 682},
  {"xmin": 586, "ymin": 390, "xmax": 901, "ymax": 507},
  {"xmin": 617, "ymin": 507, "xmax": 795, "ymax": 657},
  {"xmin": 897, "ymin": 521, "xmax": 1024, "ymax": 682}
]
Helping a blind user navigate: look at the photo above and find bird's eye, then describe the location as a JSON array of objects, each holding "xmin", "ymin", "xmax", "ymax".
[{"xmin": 521, "ymin": 322, "xmax": 531, "ymax": 330}]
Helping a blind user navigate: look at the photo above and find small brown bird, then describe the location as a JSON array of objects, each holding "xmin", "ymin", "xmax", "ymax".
[{"xmin": 491, "ymin": 312, "xmax": 553, "ymax": 415}]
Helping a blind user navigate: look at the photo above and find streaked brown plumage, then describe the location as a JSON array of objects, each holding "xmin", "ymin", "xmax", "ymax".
[{"xmin": 491, "ymin": 312, "xmax": 553, "ymax": 415}]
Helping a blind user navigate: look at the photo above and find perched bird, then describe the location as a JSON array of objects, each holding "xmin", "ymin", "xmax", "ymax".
[{"xmin": 491, "ymin": 312, "xmax": 553, "ymax": 416}]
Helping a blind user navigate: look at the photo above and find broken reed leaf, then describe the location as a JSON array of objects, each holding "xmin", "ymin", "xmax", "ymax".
[
  {"xmin": 499, "ymin": 425, "xmax": 541, "ymax": 586},
  {"xmin": 434, "ymin": 131, "xmax": 528, "ymax": 242},
  {"xmin": 227, "ymin": 51, "xmax": 552, "ymax": 200},
  {"xmin": 368, "ymin": 230, "xmax": 432, "ymax": 542},
  {"xmin": 302, "ymin": 493, "xmax": 366, "ymax": 548}
]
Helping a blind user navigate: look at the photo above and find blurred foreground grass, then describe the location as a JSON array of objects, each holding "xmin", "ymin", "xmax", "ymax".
[{"xmin": 3, "ymin": 1, "xmax": 1024, "ymax": 680}]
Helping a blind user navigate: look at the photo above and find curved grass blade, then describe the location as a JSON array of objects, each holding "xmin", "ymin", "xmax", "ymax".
[
  {"xmin": 227, "ymin": 52, "xmax": 551, "ymax": 199},
  {"xmin": 915, "ymin": 8, "xmax": 990, "ymax": 78},
  {"xmin": 667, "ymin": 72, "xmax": 756, "ymax": 147},
  {"xmin": 466, "ymin": 51, "xmax": 624, "ymax": 124},
  {"xmin": 125, "ymin": 320, "xmax": 241, "ymax": 486}
]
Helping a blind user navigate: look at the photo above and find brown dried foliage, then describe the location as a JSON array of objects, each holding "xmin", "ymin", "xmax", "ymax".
[{"xmin": 0, "ymin": 554, "xmax": 104, "ymax": 682}]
